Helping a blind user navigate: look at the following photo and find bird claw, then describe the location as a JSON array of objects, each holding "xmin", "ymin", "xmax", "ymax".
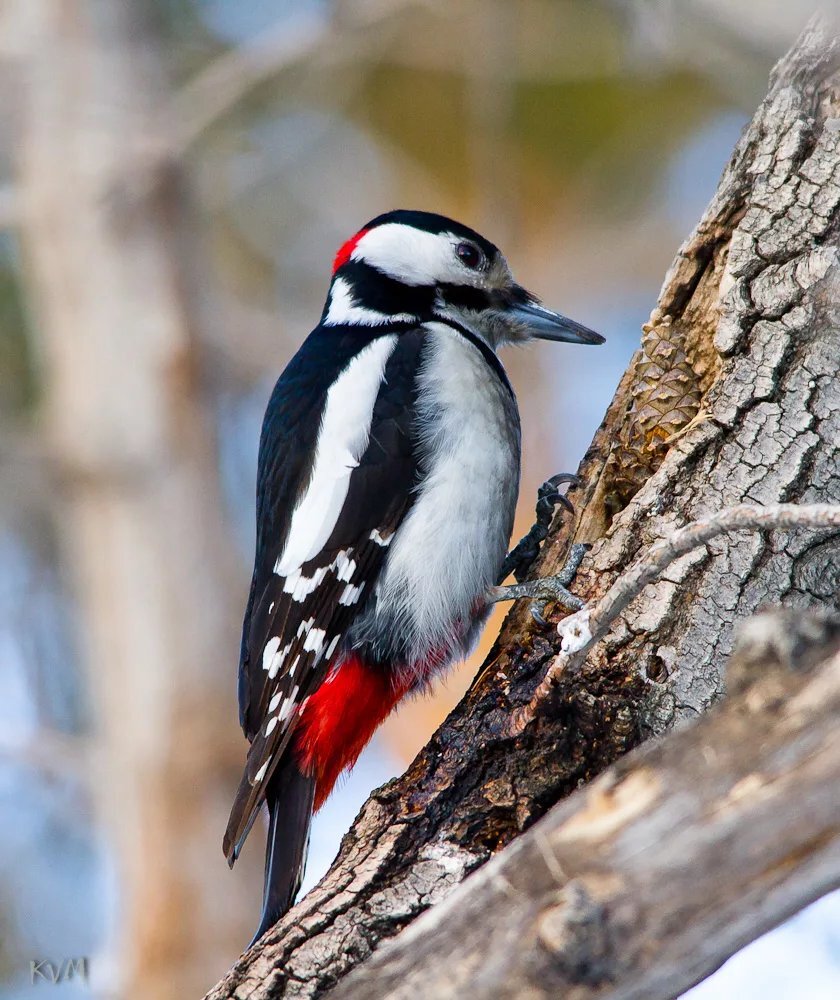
[
  {"xmin": 528, "ymin": 582, "xmax": 585, "ymax": 625},
  {"xmin": 497, "ymin": 473, "xmax": 581, "ymax": 585},
  {"xmin": 524, "ymin": 542, "xmax": 588, "ymax": 622},
  {"xmin": 492, "ymin": 543, "xmax": 589, "ymax": 625},
  {"xmin": 539, "ymin": 473, "xmax": 579, "ymax": 519}
]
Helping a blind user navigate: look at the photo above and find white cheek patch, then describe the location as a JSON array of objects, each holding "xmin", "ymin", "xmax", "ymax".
[
  {"xmin": 354, "ymin": 224, "xmax": 469, "ymax": 286},
  {"xmin": 275, "ymin": 336, "xmax": 398, "ymax": 576}
]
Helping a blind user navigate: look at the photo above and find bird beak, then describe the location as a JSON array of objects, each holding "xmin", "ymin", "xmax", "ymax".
[{"xmin": 506, "ymin": 299, "xmax": 605, "ymax": 345}]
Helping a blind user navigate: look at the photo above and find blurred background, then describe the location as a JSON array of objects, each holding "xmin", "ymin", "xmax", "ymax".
[{"xmin": 0, "ymin": 1, "xmax": 837, "ymax": 997}]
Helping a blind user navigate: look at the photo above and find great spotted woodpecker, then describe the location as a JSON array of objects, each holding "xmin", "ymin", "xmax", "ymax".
[{"xmin": 223, "ymin": 210, "xmax": 604, "ymax": 943}]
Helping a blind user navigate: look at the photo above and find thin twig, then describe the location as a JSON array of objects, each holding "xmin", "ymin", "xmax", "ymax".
[{"xmin": 509, "ymin": 503, "xmax": 840, "ymax": 733}]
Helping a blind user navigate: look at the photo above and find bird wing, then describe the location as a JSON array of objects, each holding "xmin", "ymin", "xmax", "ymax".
[{"xmin": 224, "ymin": 326, "xmax": 425, "ymax": 863}]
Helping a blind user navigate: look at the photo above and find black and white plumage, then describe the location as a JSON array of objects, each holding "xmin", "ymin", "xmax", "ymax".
[{"xmin": 224, "ymin": 210, "xmax": 604, "ymax": 944}]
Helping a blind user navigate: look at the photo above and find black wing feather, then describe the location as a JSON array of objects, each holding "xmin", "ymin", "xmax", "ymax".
[{"xmin": 225, "ymin": 328, "xmax": 424, "ymax": 862}]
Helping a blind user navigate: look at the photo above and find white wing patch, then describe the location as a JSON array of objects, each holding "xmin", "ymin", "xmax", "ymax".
[
  {"xmin": 262, "ymin": 636, "xmax": 290, "ymax": 678},
  {"xmin": 303, "ymin": 627, "xmax": 326, "ymax": 653},
  {"xmin": 283, "ymin": 564, "xmax": 329, "ymax": 601},
  {"xmin": 338, "ymin": 582, "xmax": 365, "ymax": 606},
  {"xmin": 336, "ymin": 554, "xmax": 356, "ymax": 581},
  {"xmin": 278, "ymin": 548, "xmax": 358, "ymax": 603},
  {"xmin": 262, "ymin": 636, "xmax": 281, "ymax": 671},
  {"xmin": 264, "ymin": 685, "xmax": 299, "ymax": 736},
  {"xmin": 274, "ymin": 336, "xmax": 398, "ymax": 577}
]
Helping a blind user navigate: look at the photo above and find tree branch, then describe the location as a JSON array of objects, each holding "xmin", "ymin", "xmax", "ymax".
[
  {"xmin": 513, "ymin": 503, "xmax": 840, "ymax": 731},
  {"xmin": 330, "ymin": 607, "xmax": 840, "ymax": 999}
]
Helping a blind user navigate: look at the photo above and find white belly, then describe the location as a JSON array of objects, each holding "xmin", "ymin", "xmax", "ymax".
[{"xmin": 355, "ymin": 322, "xmax": 521, "ymax": 672}]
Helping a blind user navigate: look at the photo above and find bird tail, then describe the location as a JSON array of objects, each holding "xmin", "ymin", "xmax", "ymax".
[{"xmin": 249, "ymin": 759, "xmax": 316, "ymax": 947}]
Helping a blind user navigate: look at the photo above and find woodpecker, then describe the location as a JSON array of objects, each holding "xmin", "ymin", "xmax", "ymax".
[{"xmin": 224, "ymin": 210, "xmax": 604, "ymax": 944}]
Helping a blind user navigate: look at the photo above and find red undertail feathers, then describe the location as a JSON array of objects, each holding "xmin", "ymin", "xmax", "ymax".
[{"xmin": 293, "ymin": 653, "xmax": 411, "ymax": 810}]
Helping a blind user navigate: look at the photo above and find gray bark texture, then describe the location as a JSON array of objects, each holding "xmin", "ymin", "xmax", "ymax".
[{"xmin": 207, "ymin": 16, "xmax": 840, "ymax": 1000}]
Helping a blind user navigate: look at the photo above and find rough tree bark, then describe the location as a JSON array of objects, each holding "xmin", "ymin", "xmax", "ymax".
[{"xmin": 208, "ymin": 17, "xmax": 840, "ymax": 999}]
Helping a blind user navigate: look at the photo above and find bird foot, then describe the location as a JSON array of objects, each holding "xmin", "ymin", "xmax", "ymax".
[
  {"xmin": 497, "ymin": 473, "xmax": 580, "ymax": 585},
  {"xmin": 491, "ymin": 542, "xmax": 589, "ymax": 625}
]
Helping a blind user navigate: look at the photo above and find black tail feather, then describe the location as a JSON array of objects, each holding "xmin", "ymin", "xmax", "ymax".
[{"xmin": 249, "ymin": 761, "xmax": 316, "ymax": 948}]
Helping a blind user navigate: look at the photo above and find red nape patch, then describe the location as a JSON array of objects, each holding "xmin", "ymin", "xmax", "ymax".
[
  {"xmin": 293, "ymin": 655, "xmax": 410, "ymax": 810},
  {"xmin": 332, "ymin": 228, "xmax": 369, "ymax": 274}
]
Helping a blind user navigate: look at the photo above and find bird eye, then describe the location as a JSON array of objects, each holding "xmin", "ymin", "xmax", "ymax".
[{"xmin": 456, "ymin": 242, "xmax": 483, "ymax": 270}]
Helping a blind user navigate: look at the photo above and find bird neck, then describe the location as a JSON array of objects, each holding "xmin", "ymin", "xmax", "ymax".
[{"xmin": 322, "ymin": 261, "xmax": 435, "ymax": 328}]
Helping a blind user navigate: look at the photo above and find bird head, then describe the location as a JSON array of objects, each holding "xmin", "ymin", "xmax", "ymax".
[{"xmin": 324, "ymin": 209, "xmax": 604, "ymax": 350}]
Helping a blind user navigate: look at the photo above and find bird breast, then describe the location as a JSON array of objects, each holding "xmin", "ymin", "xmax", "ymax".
[{"xmin": 352, "ymin": 321, "xmax": 521, "ymax": 676}]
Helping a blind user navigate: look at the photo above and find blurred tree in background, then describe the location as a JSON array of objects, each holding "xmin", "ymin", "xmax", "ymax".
[{"xmin": 0, "ymin": 2, "xmax": 827, "ymax": 998}]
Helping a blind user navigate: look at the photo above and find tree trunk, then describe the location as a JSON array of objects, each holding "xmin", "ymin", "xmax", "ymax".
[
  {"xmin": 8, "ymin": 3, "xmax": 260, "ymax": 996},
  {"xmin": 207, "ymin": 15, "xmax": 840, "ymax": 999}
]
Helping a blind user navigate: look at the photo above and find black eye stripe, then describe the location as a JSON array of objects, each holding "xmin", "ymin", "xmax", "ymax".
[
  {"xmin": 456, "ymin": 242, "xmax": 483, "ymax": 270},
  {"xmin": 436, "ymin": 283, "xmax": 491, "ymax": 311}
]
